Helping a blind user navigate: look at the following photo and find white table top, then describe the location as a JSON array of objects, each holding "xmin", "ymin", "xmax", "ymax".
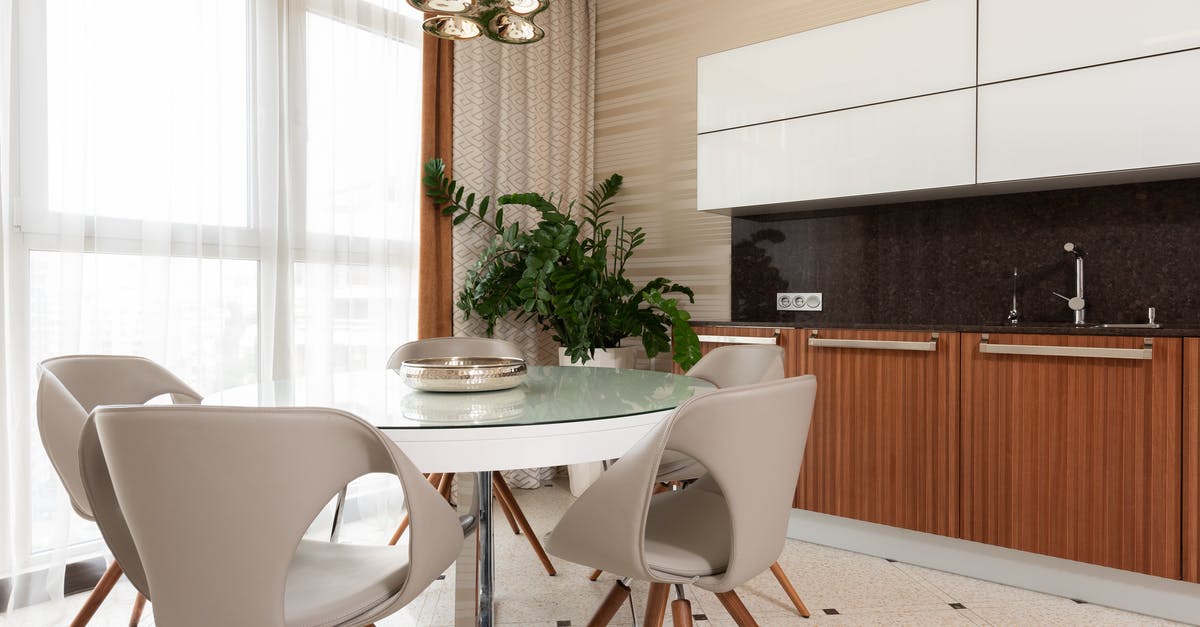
[{"xmin": 206, "ymin": 365, "xmax": 713, "ymax": 472}]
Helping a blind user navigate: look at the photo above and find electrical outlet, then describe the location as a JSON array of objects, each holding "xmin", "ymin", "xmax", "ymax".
[{"xmin": 777, "ymin": 292, "xmax": 822, "ymax": 311}]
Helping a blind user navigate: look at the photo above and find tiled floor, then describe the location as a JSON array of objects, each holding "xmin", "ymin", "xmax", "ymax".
[{"xmin": 4, "ymin": 482, "xmax": 1187, "ymax": 626}]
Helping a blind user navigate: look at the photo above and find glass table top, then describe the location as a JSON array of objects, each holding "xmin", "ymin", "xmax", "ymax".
[{"xmin": 205, "ymin": 365, "xmax": 714, "ymax": 429}]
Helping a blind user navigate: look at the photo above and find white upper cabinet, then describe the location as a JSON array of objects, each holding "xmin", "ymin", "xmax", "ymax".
[
  {"xmin": 696, "ymin": 0, "xmax": 976, "ymax": 134},
  {"xmin": 977, "ymin": 50, "xmax": 1200, "ymax": 183},
  {"xmin": 978, "ymin": 0, "xmax": 1200, "ymax": 83},
  {"xmin": 698, "ymin": 90, "xmax": 976, "ymax": 212}
]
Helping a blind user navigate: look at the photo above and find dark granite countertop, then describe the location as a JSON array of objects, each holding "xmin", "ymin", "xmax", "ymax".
[{"xmin": 691, "ymin": 320, "xmax": 1200, "ymax": 337}]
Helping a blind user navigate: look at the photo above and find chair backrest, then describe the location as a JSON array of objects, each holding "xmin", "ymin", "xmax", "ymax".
[
  {"xmin": 547, "ymin": 375, "xmax": 817, "ymax": 591},
  {"xmin": 386, "ymin": 336, "xmax": 524, "ymax": 369},
  {"xmin": 80, "ymin": 405, "xmax": 463, "ymax": 627},
  {"xmin": 685, "ymin": 344, "xmax": 784, "ymax": 388},
  {"xmin": 36, "ymin": 355, "xmax": 202, "ymax": 519}
]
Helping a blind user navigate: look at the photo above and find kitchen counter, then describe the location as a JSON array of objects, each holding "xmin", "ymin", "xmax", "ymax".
[{"xmin": 691, "ymin": 320, "xmax": 1200, "ymax": 337}]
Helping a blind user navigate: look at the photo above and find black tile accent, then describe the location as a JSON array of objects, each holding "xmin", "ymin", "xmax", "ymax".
[
  {"xmin": 885, "ymin": 558, "xmax": 897, "ymax": 563},
  {"xmin": 823, "ymin": 608, "xmax": 840, "ymax": 615},
  {"xmin": 731, "ymin": 178, "xmax": 1200, "ymax": 326},
  {"xmin": 436, "ymin": 574, "xmax": 446, "ymax": 580},
  {"xmin": 693, "ymin": 613, "xmax": 708, "ymax": 621},
  {"xmin": 557, "ymin": 621, "xmax": 572, "ymax": 626},
  {"xmin": 1073, "ymin": 598, "xmax": 1088, "ymax": 604},
  {"xmin": 950, "ymin": 602, "xmax": 967, "ymax": 609}
]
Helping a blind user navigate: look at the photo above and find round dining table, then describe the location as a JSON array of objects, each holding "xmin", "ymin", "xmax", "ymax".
[{"xmin": 206, "ymin": 364, "xmax": 713, "ymax": 627}]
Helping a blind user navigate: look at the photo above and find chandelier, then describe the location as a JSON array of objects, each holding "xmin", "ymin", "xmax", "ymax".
[{"xmin": 408, "ymin": 0, "xmax": 548, "ymax": 45}]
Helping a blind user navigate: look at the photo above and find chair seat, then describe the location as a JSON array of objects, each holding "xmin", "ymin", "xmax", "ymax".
[
  {"xmin": 655, "ymin": 450, "xmax": 704, "ymax": 483},
  {"xmin": 285, "ymin": 540, "xmax": 410, "ymax": 627},
  {"xmin": 643, "ymin": 489, "xmax": 731, "ymax": 578}
]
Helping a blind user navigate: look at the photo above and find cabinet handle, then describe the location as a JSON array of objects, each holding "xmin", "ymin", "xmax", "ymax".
[
  {"xmin": 808, "ymin": 330, "xmax": 939, "ymax": 352},
  {"xmin": 696, "ymin": 330, "xmax": 781, "ymax": 345},
  {"xmin": 978, "ymin": 334, "xmax": 1153, "ymax": 360}
]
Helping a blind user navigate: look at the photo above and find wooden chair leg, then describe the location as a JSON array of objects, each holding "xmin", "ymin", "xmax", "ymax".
[
  {"xmin": 586, "ymin": 580, "xmax": 630, "ymax": 627},
  {"xmin": 494, "ymin": 484, "xmax": 522, "ymax": 535},
  {"xmin": 588, "ymin": 568, "xmax": 603, "ymax": 581},
  {"xmin": 70, "ymin": 560, "xmax": 123, "ymax": 627},
  {"xmin": 769, "ymin": 561, "xmax": 810, "ymax": 618},
  {"xmin": 490, "ymin": 474, "xmax": 557, "ymax": 576},
  {"xmin": 388, "ymin": 473, "xmax": 443, "ymax": 546},
  {"xmin": 128, "ymin": 592, "xmax": 148, "ymax": 626},
  {"xmin": 671, "ymin": 598, "xmax": 694, "ymax": 627},
  {"xmin": 644, "ymin": 583, "xmax": 670, "ymax": 627},
  {"xmin": 714, "ymin": 590, "xmax": 760, "ymax": 627},
  {"xmin": 438, "ymin": 472, "xmax": 454, "ymax": 502}
]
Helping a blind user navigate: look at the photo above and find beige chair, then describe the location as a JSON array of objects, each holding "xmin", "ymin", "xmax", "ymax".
[
  {"xmin": 78, "ymin": 404, "xmax": 464, "ymax": 627},
  {"xmin": 588, "ymin": 345, "xmax": 811, "ymax": 618},
  {"xmin": 385, "ymin": 336, "xmax": 557, "ymax": 576},
  {"xmin": 551, "ymin": 375, "xmax": 818, "ymax": 627},
  {"xmin": 36, "ymin": 355, "xmax": 203, "ymax": 627}
]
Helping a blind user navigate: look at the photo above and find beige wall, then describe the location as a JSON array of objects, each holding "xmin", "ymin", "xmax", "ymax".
[{"xmin": 594, "ymin": 0, "xmax": 923, "ymax": 320}]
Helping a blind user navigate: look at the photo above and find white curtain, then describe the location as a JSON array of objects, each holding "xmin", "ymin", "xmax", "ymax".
[{"xmin": 2, "ymin": 0, "xmax": 423, "ymax": 616}]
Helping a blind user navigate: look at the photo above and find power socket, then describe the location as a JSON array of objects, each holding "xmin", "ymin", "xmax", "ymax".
[{"xmin": 777, "ymin": 292, "xmax": 822, "ymax": 311}]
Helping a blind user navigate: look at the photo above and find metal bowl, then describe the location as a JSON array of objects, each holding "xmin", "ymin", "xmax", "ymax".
[{"xmin": 397, "ymin": 356, "xmax": 527, "ymax": 392}]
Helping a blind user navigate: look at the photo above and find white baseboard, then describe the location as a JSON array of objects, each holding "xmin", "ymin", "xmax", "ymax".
[{"xmin": 788, "ymin": 509, "xmax": 1200, "ymax": 625}]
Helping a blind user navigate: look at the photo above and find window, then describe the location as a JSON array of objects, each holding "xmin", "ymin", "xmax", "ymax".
[{"xmin": 13, "ymin": 0, "xmax": 423, "ymax": 566}]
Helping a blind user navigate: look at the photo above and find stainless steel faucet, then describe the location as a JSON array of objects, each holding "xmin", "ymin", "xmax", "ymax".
[{"xmin": 1052, "ymin": 242, "xmax": 1086, "ymax": 325}]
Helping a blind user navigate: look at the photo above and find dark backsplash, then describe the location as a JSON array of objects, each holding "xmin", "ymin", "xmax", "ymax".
[{"xmin": 731, "ymin": 178, "xmax": 1200, "ymax": 326}]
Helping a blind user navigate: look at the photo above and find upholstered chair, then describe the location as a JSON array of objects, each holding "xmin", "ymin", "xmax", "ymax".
[
  {"xmin": 551, "ymin": 375, "xmax": 818, "ymax": 627},
  {"xmin": 385, "ymin": 336, "xmax": 557, "ymax": 576},
  {"xmin": 37, "ymin": 355, "xmax": 203, "ymax": 626},
  {"xmin": 79, "ymin": 405, "xmax": 463, "ymax": 627}
]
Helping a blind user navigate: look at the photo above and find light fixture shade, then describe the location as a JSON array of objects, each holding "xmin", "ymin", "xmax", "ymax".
[
  {"xmin": 422, "ymin": 15, "xmax": 484, "ymax": 40},
  {"xmin": 409, "ymin": 0, "xmax": 476, "ymax": 13},
  {"xmin": 485, "ymin": 13, "xmax": 544, "ymax": 44},
  {"xmin": 408, "ymin": 0, "xmax": 548, "ymax": 44}
]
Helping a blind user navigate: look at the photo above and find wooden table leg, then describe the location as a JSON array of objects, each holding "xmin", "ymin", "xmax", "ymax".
[
  {"xmin": 671, "ymin": 598, "xmax": 694, "ymax": 627},
  {"xmin": 128, "ymin": 593, "xmax": 148, "ymax": 626},
  {"xmin": 714, "ymin": 590, "xmax": 759, "ymax": 627},
  {"xmin": 490, "ymin": 474, "xmax": 556, "ymax": 576},
  {"xmin": 769, "ymin": 561, "xmax": 810, "ymax": 617},
  {"xmin": 70, "ymin": 560, "xmax": 123, "ymax": 627},
  {"xmin": 644, "ymin": 583, "xmax": 670, "ymax": 627},
  {"xmin": 586, "ymin": 580, "xmax": 630, "ymax": 627}
]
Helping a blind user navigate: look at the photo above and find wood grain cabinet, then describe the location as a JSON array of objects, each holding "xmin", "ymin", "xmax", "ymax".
[
  {"xmin": 1185, "ymin": 339, "xmax": 1200, "ymax": 583},
  {"xmin": 961, "ymin": 333, "xmax": 1183, "ymax": 579},
  {"xmin": 682, "ymin": 325, "xmax": 802, "ymax": 376},
  {"xmin": 792, "ymin": 329, "xmax": 960, "ymax": 537}
]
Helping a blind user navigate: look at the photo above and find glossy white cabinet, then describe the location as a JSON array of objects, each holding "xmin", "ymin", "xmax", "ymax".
[
  {"xmin": 698, "ymin": 89, "xmax": 976, "ymax": 212},
  {"xmin": 978, "ymin": 0, "xmax": 1200, "ymax": 83},
  {"xmin": 697, "ymin": 0, "xmax": 975, "ymax": 134},
  {"xmin": 977, "ymin": 50, "xmax": 1200, "ymax": 184}
]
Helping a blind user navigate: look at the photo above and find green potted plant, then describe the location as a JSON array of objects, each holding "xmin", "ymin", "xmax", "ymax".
[{"xmin": 422, "ymin": 158, "xmax": 702, "ymax": 371}]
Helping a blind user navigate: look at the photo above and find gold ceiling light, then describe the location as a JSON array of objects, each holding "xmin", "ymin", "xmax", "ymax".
[{"xmin": 408, "ymin": 0, "xmax": 548, "ymax": 44}]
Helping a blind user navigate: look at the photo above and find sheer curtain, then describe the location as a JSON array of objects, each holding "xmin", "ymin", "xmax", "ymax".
[{"xmin": 2, "ymin": 0, "xmax": 423, "ymax": 615}]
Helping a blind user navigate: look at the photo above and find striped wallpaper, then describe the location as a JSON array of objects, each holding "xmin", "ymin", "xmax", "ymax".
[{"xmin": 594, "ymin": 0, "xmax": 924, "ymax": 320}]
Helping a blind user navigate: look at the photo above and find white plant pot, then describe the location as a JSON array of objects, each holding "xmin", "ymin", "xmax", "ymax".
[
  {"xmin": 557, "ymin": 345, "xmax": 640, "ymax": 369},
  {"xmin": 559, "ymin": 344, "xmax": 642, "ymax": 496}
]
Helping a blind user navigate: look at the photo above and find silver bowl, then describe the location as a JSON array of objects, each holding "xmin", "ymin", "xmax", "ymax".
[{"xmin": 397, "ymin": 356, "xmax": 527, "ymax": 392}]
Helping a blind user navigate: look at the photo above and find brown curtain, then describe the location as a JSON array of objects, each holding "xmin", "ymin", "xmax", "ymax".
[{"xmin": 417, "ymin": 36, "xmax": 455, "ymax": 339}]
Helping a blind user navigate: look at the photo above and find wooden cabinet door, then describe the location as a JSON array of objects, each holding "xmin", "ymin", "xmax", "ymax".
[
  {"xmin": 793, "ymin": 329, "xmax": 960, "ymax": 537},
  {"xmin": 1185, "ymin": 339, "xmax": 1200, "ymax": 583},
  {"xmin": 961, "ymin": 333, "xmax": 1182, "ymax": 579},
  {"xmin": 680, "ymin": 326, "xmax": 796, "ymax": 375}
]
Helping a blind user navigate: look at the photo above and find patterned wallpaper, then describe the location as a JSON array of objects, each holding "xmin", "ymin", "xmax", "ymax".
[
  {"xmin": 593, "ymin": 0, "xmax": 924, "ymax": 322},
  {"xmin": 450, "ymin": 2, "xmax": 596, "ymax": 366}
]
